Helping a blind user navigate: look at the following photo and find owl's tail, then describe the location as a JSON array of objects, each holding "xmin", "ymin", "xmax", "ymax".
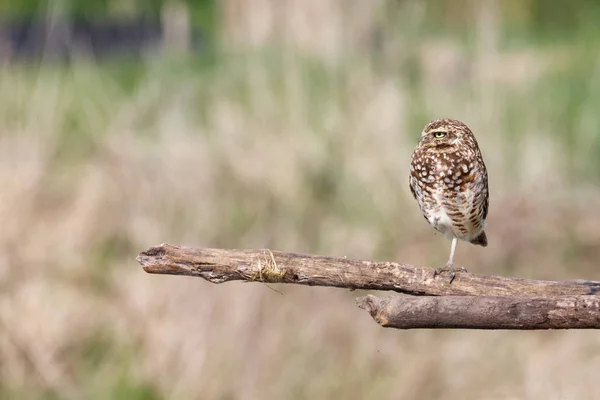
[{"xmin": 470, "ymin": 231, "xmax": 488, "ymax": 247}]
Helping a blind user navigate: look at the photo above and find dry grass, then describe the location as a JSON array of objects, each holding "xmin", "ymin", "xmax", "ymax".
[{"xmin": 1, "ymin": 2, "xmax": 600, "ymax": 399}]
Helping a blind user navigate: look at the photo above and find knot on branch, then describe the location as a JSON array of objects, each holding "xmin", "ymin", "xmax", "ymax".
[{"xmin": 356, "ymin": 295, "xmax": 390, "ymax": 326}]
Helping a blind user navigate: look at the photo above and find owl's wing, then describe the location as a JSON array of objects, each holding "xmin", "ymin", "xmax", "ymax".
[
  {"xmin": 409, "ymin": 177, "xmax": 417, "ymax": 200},
  {"xmin": 482, "ymin": 170, "xmax": 489, "ymax": 220}
]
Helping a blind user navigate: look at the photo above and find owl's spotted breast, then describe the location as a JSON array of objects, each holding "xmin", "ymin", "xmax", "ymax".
[{"xmin": 409, "ymin": 120, "xmax": 488, "ymax": 246}]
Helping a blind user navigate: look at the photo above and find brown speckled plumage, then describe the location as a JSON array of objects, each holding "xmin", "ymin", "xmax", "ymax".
[{"xmin": 409, "ymin": 118, "xmax": 489, "ymax": 280}]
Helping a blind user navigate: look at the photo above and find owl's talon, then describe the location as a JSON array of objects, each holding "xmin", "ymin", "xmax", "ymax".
[
  {"xmin": 449, "ymin": 270, "xmax": 456, "ymax": 283},
  {"xmin": 433, "ymin": 265, "xmax": 467, "ymax": 284}
]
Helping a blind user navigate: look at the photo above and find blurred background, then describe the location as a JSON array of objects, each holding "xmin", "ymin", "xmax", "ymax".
[{"xmin": 1, "ymin": 0, "xmax": 600, "ymax": 398}]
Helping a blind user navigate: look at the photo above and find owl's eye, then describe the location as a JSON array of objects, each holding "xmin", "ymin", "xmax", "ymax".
[{"xmin": 433, "ymin": 132, "xmax": 447, "ymax": 139}]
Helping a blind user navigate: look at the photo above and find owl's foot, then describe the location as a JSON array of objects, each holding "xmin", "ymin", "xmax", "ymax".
[{"xmin": 433, "ymin": 264, "xmax": 467, "ymax": 284}]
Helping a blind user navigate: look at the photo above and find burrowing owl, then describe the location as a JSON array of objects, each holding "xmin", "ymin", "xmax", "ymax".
[{"xmin": 409, "ymin": 118, "xmax": 489, "ymax": 282}]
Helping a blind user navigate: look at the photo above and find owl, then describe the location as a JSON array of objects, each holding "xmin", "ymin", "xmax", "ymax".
[{"xmin": 409, "ymin": 118, "xmax": 489, "ymax": 282}]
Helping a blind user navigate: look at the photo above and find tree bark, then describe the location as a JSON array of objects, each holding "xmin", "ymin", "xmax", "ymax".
[
  {"xmin": 356, "ymin": 294, "xmax": 600, "ymax": 329},
  {"xmin": 136, "ymin": 243, "xmax": 600, "ymax": 297}
]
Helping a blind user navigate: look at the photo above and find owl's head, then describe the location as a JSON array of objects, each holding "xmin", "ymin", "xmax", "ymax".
[{"xmin": 418, "ymin": 118, "xmax": 475, "ymax": 150}]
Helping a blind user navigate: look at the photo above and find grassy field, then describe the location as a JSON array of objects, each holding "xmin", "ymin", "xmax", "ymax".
[{"xmin": 1, "ymin": 2, "xmax": 600, "ymax": 399}]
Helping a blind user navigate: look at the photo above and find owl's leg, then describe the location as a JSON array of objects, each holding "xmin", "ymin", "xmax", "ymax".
[
  {"xmin": 433, "ymin": 237, "xmax": 467, "ymax": 283},
  {"xmin": 447, "ymin": 236, "xmax": 458, "ymax": 266}
]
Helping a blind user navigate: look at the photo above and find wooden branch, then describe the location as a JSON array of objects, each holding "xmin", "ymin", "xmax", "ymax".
[
  {"xmin": 356, "ymin": 294, "xmax": 600, "ymax": 329},
  {"xmin": 137, "ymin": 243, "xmax": 600, "ymax": 297}
]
